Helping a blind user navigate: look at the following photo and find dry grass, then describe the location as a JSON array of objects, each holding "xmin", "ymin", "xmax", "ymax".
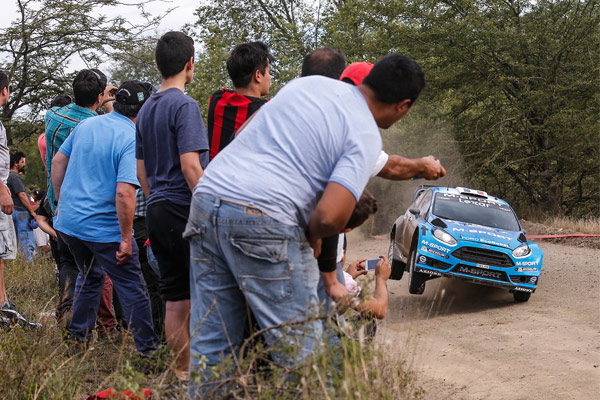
[
  {"xmin": 0, "ymin": 255, "xmax": 423, "ymax": 399},
  {"xmin": 540, "ymin": 216, "xmax": 600, "ymax": 235}
]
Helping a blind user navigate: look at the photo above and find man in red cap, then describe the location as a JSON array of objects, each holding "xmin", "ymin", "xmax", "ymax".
[{"xmin": 341, "ymin": 61, "xmax": 446, "ymax": 180}]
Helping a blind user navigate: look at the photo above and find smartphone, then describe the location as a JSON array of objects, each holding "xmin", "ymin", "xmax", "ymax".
[{"xmin": 366, "ymin": 258, "xmax": 382, "ymax": 271}]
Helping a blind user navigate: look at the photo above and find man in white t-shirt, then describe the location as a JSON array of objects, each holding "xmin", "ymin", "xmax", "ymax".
[{"xmin": 185, "ymin": 54, "xmax": 426, "ymax": 390}]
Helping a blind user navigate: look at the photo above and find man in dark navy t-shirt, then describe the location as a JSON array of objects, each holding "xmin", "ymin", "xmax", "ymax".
[
  {"xmin": 135, "ymin": 31, "xmax": 209, "ymax": 380},
  {"xmin": 206, "ymin": 41, "xmax": 273, "ymax": 160}
]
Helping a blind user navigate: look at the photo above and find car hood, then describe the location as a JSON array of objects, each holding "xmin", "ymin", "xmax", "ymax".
[{"xmin": 442, "ymin": 220, "xmax": 522, "ymax": 249}]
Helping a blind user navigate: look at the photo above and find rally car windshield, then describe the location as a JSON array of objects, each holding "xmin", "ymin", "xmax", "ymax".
[{"xmin": 432, "ymin": 193, "xmax": 521, "ymax": 231}]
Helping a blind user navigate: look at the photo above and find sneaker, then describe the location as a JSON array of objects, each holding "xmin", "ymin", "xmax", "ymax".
[
  {"xmin": 2, "ymin": 299, "xmax": 15, "ymax": 311},
  {"xmin": 0, "ymin": 301, "xmax": 42, "ymax": 329}
]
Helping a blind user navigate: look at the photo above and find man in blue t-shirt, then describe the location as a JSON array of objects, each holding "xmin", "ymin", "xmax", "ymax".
[
  {"xmin": 185, "ymin": 54, "xmax": 427, "ymax": 388},
  {"xmin": 52, "ymin": 80, "xmax": 158, "ymax": 356},
  {"xmin": 135, "ymin": 31, "xmax": 209, "ymax": 381}
]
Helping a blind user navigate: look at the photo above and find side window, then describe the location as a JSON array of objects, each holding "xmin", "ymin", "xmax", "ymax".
[
  {"xmin": 418, "ymin": 191, "xmax": 433, "ymax": 217},
  {"xmin": 412, "ymin": 189, "xmax": 427, "ymax": 209}
]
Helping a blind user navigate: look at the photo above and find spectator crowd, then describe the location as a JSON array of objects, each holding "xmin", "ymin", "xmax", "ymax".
[{"xmin": 0, "ymin": 30, "xmax": 446, "ymax": 395}]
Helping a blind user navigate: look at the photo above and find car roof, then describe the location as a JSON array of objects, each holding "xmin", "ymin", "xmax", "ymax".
[{"xmin": 420, "ymin": 186, "xmax": 511, "ymax": 207}]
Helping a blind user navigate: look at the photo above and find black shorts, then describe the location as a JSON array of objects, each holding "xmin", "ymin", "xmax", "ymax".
[{"xmin": 146, "ymin": 201, "xmax": 191, "ymax": 302}]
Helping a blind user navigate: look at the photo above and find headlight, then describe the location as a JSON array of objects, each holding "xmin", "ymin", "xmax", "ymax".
[
  {"xmin": 512, "ymin": 243, "xmax": 531, "ymax": 258},
  {"xmin": 433, "ymin": 228, "xmax": 457, "ymax": 246}
]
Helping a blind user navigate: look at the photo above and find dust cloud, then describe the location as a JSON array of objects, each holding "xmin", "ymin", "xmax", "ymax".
[{"xmin": 366, "ymin": 105, "xmax": 469, "ymax": 236}]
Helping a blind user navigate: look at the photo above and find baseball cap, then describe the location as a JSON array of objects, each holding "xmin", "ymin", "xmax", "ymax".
[
  {"xmin": 115, "ymin": 80, "xmax": 153, "ymax": 105},
  {"xmin": 339, "ymin": 62, "xmax": 374, "ymax": 86}
]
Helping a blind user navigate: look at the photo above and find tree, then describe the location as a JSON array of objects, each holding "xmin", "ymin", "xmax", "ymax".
[
  {"xmin": 0, "ymin": 0, "xmax": 169, "ymax": 144},
  {"xmin": 185, "ymin": 0, "xmax": 598, "ymax": 218},
  {"xmin": 188, "ymin": 0, "xmax": 324, "ymax": 104},
  {"xmin": 324, "ymin": 0, "xmax": 599, "ymax": 217}
]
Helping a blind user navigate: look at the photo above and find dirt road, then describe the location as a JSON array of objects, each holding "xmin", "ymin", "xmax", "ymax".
[{"xmin": 346, "ymin": 232, "xmax": 600, "ymax": 400}]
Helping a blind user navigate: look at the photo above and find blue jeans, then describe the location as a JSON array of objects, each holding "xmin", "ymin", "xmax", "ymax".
[
  {"xmin": 185, "ymin": 194, "xmax": 322, "ymax": 391},
  {"xmin": 60, "ymin": 232, "xmax": 159, "ymax": 354},
  {"xmin": 12, "ymin": 210, "xmax": 34, "ymax": 261}
]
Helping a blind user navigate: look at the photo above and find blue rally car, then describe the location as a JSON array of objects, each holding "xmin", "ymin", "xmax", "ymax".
[{"xmin": 388, "ymin": 186, "xmax": 543, "ymax": 302}]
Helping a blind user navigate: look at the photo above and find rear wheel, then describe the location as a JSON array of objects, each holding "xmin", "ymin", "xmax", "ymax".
[
  {"xmin": 513, "ymin": 291, "xmax": 531, "ymax": 302},
  {"xmin": 388, "ymin": 233, "xmax": 405, "ymax": 280},
  {"xmin": 407, "ymin": 244, "xmax": 426, "ymax": 294}
]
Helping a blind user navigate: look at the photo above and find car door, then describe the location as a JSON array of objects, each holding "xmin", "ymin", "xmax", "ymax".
[{"xmin": 401, "ymin": 189, "xmax": 432, "ymax": 258}]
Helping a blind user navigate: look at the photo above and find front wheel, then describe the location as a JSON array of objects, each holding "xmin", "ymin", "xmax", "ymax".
[
  {"xmin": 407, "ymin": 245, "xmax": 426, "ymax": 295},
  {"xmin": 388, "ymin": 234, "xmax": 405, "ymax": 280},
  {"xmin": 513, "ymin": 291, "xmax": 531, "ymax": 302}
]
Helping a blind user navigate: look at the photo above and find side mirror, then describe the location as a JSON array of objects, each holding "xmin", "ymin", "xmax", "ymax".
[{"xmin": 409, "ymin": 208, "xmax": 420, "ymax": 216}]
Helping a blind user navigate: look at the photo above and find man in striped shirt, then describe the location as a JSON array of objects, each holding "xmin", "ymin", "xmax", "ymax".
[{"xmin": 206, "ymin": 42, "xmax": 274, "ymax": 160}]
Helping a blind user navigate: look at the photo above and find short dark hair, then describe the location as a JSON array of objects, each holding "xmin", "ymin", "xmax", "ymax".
[
  {"xmin": 345, "ymin": 189, "xmax": 378, "ymax": 230},
  {"xmin": 300, "ymin": 47, "xmax": 346, "ymax": 79},
  {"xmin": 363, "ymin": 54, "xmax": 425, "ymax": 104},
  {"xmin": 113, "ymin": 101, "xmax": 143, "ymax": 118},
  {"xmin": 72, "ymin": 69, "xmax": 107, "ymax": 107},
  {"xmin": 156, "ymin": 31, "xmax": 195, "ymax": 79},
  {"xmin": 227, "ymin": 42, "xmax": 274, "ymax": 88},
  {"xmin": 0, "ymin": 71, "xmax": 8, "ymax": 91},
  {"xmin": 10, "ymin": 151, "xmax": 25, "ymax": 168},
  {"xmin": 50, "ymin": 94, "xmax": 72, "ymax": 108}
]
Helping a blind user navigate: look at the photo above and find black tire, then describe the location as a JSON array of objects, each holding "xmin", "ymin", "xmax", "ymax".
[
  {"xmin": 388, "ymin": 234, "xmax": 405, "ymax": 280},
  {"xmin": 407, "ymin": 245, "xmax": 427, "ymax": 295},
  {"xmin": 513, "ymin": 291, "xmax": 531, "ymax": 302}
]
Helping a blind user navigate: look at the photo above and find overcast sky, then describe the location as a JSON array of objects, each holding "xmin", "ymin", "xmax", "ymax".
[
  {"xmin": 0, "ymin": 0, "xmax": 200, "ymax": 72},
  {"xmin": 0, "ymin": 0, "xmax": 199, "ymax": 29}
]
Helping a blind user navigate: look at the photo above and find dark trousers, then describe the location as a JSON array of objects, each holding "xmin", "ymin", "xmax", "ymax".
[
  {"xmin": 114, "ymin": 217, "xmax": 165, "ymax": 341},
  {"xmin": 55, "ymin": 233, "xmax": 78, "ymax": 319},
  {"xmin": 55, "ymin": 233, "xmax": 116, "ymax": 331},
  {"xmin": 134, "ymin": 216, "xmax": 165, "ymax": 341},
  {"xmin": 60, "ymin": 232, "xmax": 158, "ymax": 354}
]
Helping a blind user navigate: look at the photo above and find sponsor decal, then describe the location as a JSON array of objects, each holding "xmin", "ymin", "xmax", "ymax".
[
  {"xmin": 479, "ymin": 238, "xmax": 510, "ymax": 247},
  {"xmin": 476, "ymin": 264, "xmax": 490, "ymax": 269},
  {"xmin": 421, "ymin": 246, "xmax": 449, "ymax": 258},
  {"xmin": 418, "ymin": 255, "xmax": 427, "ymax": 264},
  {"xmin": 416, "ymin": 267, "xmax": 442, "ymax": 276},
  {"xmin": 455, "ymin": 265, "xmax": 503, "ymax": 280},
  {"xmin": 437, "ymin": 193, "xmax": 512, "ymax": 213},
  {"xmin": 516, "ymin": 267, "xmax": 538, "ymax": 272},
  {"xmin": 513, "ymin": 286, "xmax": 533, "ymax": 292},
  {"xmin": 529, "ymin": 277, "xmax": 538, "ymax": 284},
  {"xmin": 420, "ymin": 240, "xmax": 451, "ymax": 253},
  {"xmin": 460, "ymin": 235, "xmax": 479, "ymax": 241},
  {"xmin": 516, "ymin": 260, "xmax": 539, "ymax": 266}
]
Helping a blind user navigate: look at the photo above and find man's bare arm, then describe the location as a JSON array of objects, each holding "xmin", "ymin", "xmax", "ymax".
[
  {"xmin": 355, "ymin": 256, "xmax": 391, "ymax": 318},
  {"xmin": 307, "ymin": 182, "xmax": 357, "ymax": 239},
  {"xmin": 377, "ymin": 155, "xmax": 446, "ymax": 180},
  {"xmin": 51, "ymin": 151, "xmax": 70, "ymax": 202},
  {"xmin": 17, "ymin": 192, "xmax": 36, "ymax": 217},
  {"xmin": 136, "ymin": 159, "xmax": 151, "ymax": 198},
  {"xmin": 180, "ymin": 151, "xmax": 204, "ymax": 192},
  {"xmin": 307, "ymin": 182, "xmax": 357, "ymax": 302},
  {"xmin": 115, "ymin": 182, "xmax": 136, "ymax": 265},
  {"xmin": 0, "ymin": 182, "xmax": 13, "ymax": 215}
]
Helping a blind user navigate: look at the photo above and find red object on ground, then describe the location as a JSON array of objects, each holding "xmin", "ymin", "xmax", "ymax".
[{"xmin": 86, "ymin": 388, "xmax": 153, "ymax": 400}]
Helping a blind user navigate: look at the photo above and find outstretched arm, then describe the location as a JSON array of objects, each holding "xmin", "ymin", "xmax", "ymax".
[
  {"xmin": 377, "ymin": 155, "xmax": 446, "ymax": 180},
  {"xmin": 354, "ymin": 255, "xmax": 391, "ymax": 319}
]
